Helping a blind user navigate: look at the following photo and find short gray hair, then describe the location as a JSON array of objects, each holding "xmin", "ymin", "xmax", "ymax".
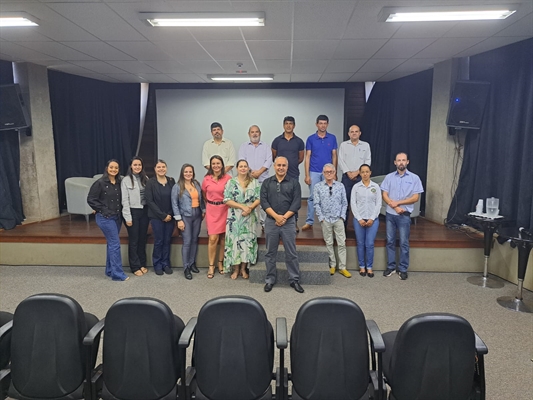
[{"xmin": 322, "ymin": 163, "xmax": 335, "ymax": 172}]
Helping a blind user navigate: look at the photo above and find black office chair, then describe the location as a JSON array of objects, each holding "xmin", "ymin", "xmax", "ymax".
[
  {"xmin": 0, "ymin": 311, "xmax": 14, "ymax": 399},
  {"xmin": 84, "ymin": 297, "xmax": 185, "ymax": 400},
  {"xmin": 179, "ymin": 296, "xmax": 283, "ymax": 400},
  {"xmin": 379, "ymin": 313, "xmax": 488, "ymax": 400},
  {"xmin": 286, "ymin": 297, "xmax": 385, "ymax": 400},
  {"xmin": 0, "ymin": 293, "xmax": 99, "ymax": 400}
]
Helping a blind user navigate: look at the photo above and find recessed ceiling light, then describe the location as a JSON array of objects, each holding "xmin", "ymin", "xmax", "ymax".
[
  {"xmin": 0, "ymin": 12, "xmax": 39, "ymax": 27},
  {"xmin": 208, "ymin": 74, "xmax": 274, "ymax": 82},
  {"xmin": 379, "ymin": 6, "xmax": 516, "ymax": 22},
  {"xmin": 141, "ymin": 12, "xmax": 265, "ymax": 27}
]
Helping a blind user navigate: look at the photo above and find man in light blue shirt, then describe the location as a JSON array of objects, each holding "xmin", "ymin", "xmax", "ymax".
[
  {"xmin": 238, "ymin": 125, "xmax": 272, "ymax": 229},
  {"xmin": 313, "ymin": 163, "xmax": 351, "ymax": 278},
  {"xmin": 380, "ymin": 152, "xmax": 424, "ymax": 280}
]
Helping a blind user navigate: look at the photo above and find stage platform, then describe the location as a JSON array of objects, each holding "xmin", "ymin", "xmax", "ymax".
[{"xmin": 1, "ymin": 205, "xmax": 487, "ymax": 274}]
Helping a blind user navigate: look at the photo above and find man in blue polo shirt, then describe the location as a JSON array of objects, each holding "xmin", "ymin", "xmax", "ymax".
[
  {"xmin": 302, "ymin": 115, "xmax": 338, "ymax": 231},
  {"xmin": 381, "ymin": 152, "xmax": 424, "ymax": 280}
]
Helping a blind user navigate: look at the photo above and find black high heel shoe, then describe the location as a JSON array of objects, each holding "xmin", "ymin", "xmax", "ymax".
[{"xmin": 359, "ymin": 268, "xmax": 367, "ymax": 277}]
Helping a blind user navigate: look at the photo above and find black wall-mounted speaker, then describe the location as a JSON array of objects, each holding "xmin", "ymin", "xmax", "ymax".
[
  {"xmin": 0, "ymin": 84, "xmax": 31, "ymax": 131},
  {"xmin": 446, "ymin": 80, "xmax": 490, "ymax": 130}
]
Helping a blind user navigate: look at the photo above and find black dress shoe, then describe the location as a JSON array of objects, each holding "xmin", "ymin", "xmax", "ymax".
[
  {"xmin": 163, "ymin": 266, "xmax": 173, "ymax": 275},
  {"xmin": 190, "ymin": 264, "xmax": 199, "ymax": 273},
  {"xmin": 184, "ymin": 268, "xmax": 192, "ymax": 280},
  {"xmin": 264, "ymin": 283, "xmax": 274, "ymax": 292},
  {"xmin": 290, "ymin": 281, "xmax": 304, "ymax": 293}
]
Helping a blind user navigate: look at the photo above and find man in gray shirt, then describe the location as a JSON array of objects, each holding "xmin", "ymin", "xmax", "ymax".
[{"xmin": 260, "ymin": 156, "xmax": 303, "ymax": 293}]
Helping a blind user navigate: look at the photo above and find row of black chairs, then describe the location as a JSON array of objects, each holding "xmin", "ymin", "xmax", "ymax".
[{"xmin": 0, "ymin": 294, "xmax": 487, "ymax": 400}]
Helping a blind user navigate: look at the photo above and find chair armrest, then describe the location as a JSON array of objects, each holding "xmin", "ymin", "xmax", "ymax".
[
  {"xmin": 83, "ymin": 318, "xmax": 105, "ymax": 346},
  {"xmin": 275, "ymin": 317, "xmax": 288, "ymax": 349},
  {"xmin": 366, "ymin": 319, "xmax": 385, "ymax": 352},
  {"xmin": 0, "ymin": 320, "xmax": 13, "ymax": 339},
  {"xmin": 179, "ymin": 318, "xmax": 197, "ymax": 348},
  {"xmin": 475, "ymin": 333, "xmax": 488, "ymax": 355}
]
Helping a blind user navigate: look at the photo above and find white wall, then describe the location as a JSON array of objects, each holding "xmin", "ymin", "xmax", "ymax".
[{"xmin": 156, "ymin": 88, "xmax": 345, "ymax": 197}]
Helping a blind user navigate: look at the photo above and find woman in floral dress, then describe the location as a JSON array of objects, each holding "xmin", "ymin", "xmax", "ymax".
[{"xmin": 223, "ymin": 159, "xmax": 261, "ymax": 279}]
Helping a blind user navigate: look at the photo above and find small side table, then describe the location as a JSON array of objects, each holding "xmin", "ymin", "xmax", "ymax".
[
  {"xmin": 496, "ymin": 227, "xmax": 533, "ymax": 313},
  {"xmin": 466, "ymin": 214, "xmax": 506, "ymax": 288}
]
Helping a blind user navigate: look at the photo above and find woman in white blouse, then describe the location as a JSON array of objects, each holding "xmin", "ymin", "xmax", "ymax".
[{"xmin": 351, "ymin": 164, "xmax": 382, "ymax": 278}]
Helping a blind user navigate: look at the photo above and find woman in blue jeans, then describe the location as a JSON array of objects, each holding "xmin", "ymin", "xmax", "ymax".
[
  {"xmin": 350, "ymin": 164, "xmax": 382, "ymax": 278},
  {"xmin": 172, "ymin": 164, "xmax": 205, "ymax": 280},
  {"xmin": 87, "ymin": 159, "xmax": 129, "ymax": 281},
  {"xmin": 145, "ymin": 159, "xmax": 176, "ymax": 276}
]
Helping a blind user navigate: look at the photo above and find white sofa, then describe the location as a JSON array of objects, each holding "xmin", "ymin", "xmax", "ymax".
[
  {"xmin": 65, "ymin": 177, "xmax": 96, "ymax": 222},
  {"xmin": 370, "ymin": 175, "xmax": 421, "ymax": 224}
]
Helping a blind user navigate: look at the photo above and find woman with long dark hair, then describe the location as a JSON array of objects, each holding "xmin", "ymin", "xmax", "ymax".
[
  {"xmin": 121, "ymin": 156, "xmax": 149, "ymax": 276},
  {"xmin": 223, "ymin": 159, "xmax": 260, "ymax": 279},
  {"xmin": 145, "ymin": 159, "xmax": 175, "ymax": 276},
  {"xmin": 172, "ymin": 163, "xmax": 205, "ymax": 280},
  {"xmin": 201, "ymin": 155, "xmax": 231, "ymax": 279},
  {"xmin": 87, "ymin": 159, "xmax": 128, "ymax": 281}
]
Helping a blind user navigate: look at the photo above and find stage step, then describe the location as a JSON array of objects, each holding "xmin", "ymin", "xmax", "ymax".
[{"xmin": 249, "ymin": 246, "xmax": 331, "ymax": 285}]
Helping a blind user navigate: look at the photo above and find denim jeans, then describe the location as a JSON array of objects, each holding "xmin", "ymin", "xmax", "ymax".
[
  {"xmin": 306, "ymin": 171, "xmax": 324, "ymax": 225},
  {"xmin": 353, "ymin": 218, "xmax": 379, "ymax": 270},
  {"xmin": 125, "ymin": 206, "xmax": 149, "ymax": 272},
  {"xmin": 95, "ymin": 213, "xmax": 127, "ymax": 281},
  {"xmin": 151, "ymin": 219, "xmax": 174, "ymax": 272},
  {"xmin": 386, "ymin": 213, "xmax": 411, "ymax": 272},
  {"xmin": 181, "ymin": 207, "xmax": 202, "ymax": 270}
]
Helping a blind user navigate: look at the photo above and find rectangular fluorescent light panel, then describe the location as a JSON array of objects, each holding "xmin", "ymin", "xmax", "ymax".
[
  {"xmin": 386, "ymin": 9, "xmax": 516, "ymax": 22},
  {"xmin": 0, "ymin": 12, "xmax": 39, "ymax": 27},
  {"xmin": 209, "ymin": 75, "xmax": 274, "ymax": 81},
  {"xmin": 143, "ymin": 13, "xmax": 265, "ymax": 27}
]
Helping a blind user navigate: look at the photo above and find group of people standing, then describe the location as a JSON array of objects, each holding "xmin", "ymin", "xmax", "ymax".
[{"xmin": 86, "ymin": 115, "xmax": 423, "ymax": 289}]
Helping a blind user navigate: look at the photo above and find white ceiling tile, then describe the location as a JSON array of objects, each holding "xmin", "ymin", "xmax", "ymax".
[
  {"xmin": 134, "ymin": 74, "xmax": 175, "ymax": 83},
  {"xmin": 293, "ymin": 1, "xmax": 357, "ymax": 40},
  {"xmin": 343, "ymin": 1, "xmax": 399, "ymax": 40},
  {"xmin": 247, "ymin": 41, "xmax": 292, "ymax": 60},
  {"xmin": 217, "ymin": 60, "xmax": 257, "ymax": 73},
  {"xmin": 101, "ymin": 73, "xmax": 147, "ymax": 83},
  {"xmin": 61, "ymin": 42, "xmax": 134, "ymax": 61},
  {"xmin": 0, "ymin": 42, "xmax": 58, "ymax": 60},
  {"xmin": 442, "ymin": 20, "xmax": 508, "ymax": 38},
  {"xmin": 290, "ymin": 74, "xmax": 323, "ymax": 82},
  {"xmin": 237, "ymin": 1, "xmax": 293, "ymax": 40},
  {"xmin": 292, "ymin": 60, "xmax": 329, "ymax": 74},
  {"xmin": 413, "ymin": 37, "xmax": 485, "ymax": 59},
  {"xmin": 108, "ymin": 41, "xmax": 175, "ymax": 60},
  {"xmin": 200, "ymin": 41, "xmax": 251, "ymax": 60},
  {"xmin": 107, "ymin": 61, "xmax": 161, "ymax": 74},
  {"xmin": 0, "ymin": 27, "xmax": 52, "ymax": 42},
  {"xmin": 189, "ymin": 28, "xmax": 244, "ymax": 41},
  {"xmin": 392, "ymin": 22, "xmax": 457, "ymax": 39},
  {"xmin": 273, "ymin": 74, "xmax": 291, "ymax": 82},
  {"xmin": 47, "ymin": 2, "xmax": 145, "ymax": 41},
  {"xmin": 359, "ymin": 59, "xmax": 407, "ymax": 73},
  {"xmin": 333, "ymin": 39, "xmax": 388, "ymax": 59},
  {"xmin": 380, "ymin": 71, "xmax": 417, "ymax": 82},
  {"xmin": 319, "ymin": 73, "xmax": 353, "ymax": 82},
  {"xmin": 255, "ymin": 59, "xmax": 291, "ymax": 73},
  {"xmin": 166, "ymin": 73, "xmax": 206, "ymax": 83},
  {"xmin": 293, "ymin": 41, "xmax": 339, "ymax": 60},
  {"xmin": 142, "ymin": 60, "xmax": 191, "ymax": 73},
  {"xmin": 349, "ymin": 72, "xmax": 386, "ymax": 82},
  {"xmin": 454, "ymin": 36, "xmax": 532, "ymax": 58},
  {"xmin": 70, "ymin": 61, "xmax": 127, "ymax": 74},
  {"xmin": 325, "ymin": 59, "xmax": 366, "ymax": 73},
  {"xmin": 18, "ymin": 41, "xmax": 94, "ymax": 60},
  {"xmin": 179, "ymin": 60, "xmax": 224, "ymax": 73},
  {"xmin": 392, "ymin": 58, "xmax": 444, "ymax": 73},
  {"xmin": 495, "ymin": 13, "xmax": 533, "ymax": 37},
  {"xmin": 153, "ymin": 41, "xmax": 211, "ymax": 61},
  {"xmin": 372, "ymin": 38, "xmax": 436, "ymax": 59}
]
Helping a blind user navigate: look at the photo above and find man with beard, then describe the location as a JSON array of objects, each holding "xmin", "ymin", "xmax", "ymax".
[
  {"xmin": 202, "ymin": 122, "xmax": 236, "ymax": 174},
  {"xmin": 380, "ymin": 152, "xmax": 424, "ymax": 280},
  {"xmin": 238, "ymin": 125, "xmax": 272, "ymax": 230}
]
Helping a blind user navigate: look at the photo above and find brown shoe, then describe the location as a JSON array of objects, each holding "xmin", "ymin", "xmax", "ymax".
[{"xmin": 302, "ymin": 224, "xmax": 313, "ymax": 231}]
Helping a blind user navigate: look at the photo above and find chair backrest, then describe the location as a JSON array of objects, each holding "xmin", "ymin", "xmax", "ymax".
[
  {"xmin": 290, "ymin": 297, "xmax": 370, "ymax": 400},
  {"xmin": 65, "ymin": 177, "xmax": 96, "ymax": 215},
  {"xmin": 101, "ymin": 298, "xmax": 184, "ymax": 400},
  {"xmin": 9, "ymin": 294, "xmax": 89, "ymax": 400},
  {"xmin": 193, "ymin": 296, "xmax": 274, "ymax": 400},
  {"xmin": 388, "ymin": 313, "xmax": 476, "ymax": 400},
  {"xmin": 0, "ymin": 311, "xmax": 13, "ymax": 369}
]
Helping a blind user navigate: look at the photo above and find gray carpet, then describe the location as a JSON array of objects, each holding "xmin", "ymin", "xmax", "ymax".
[{"xmin": 1, "ymin": 265, "xmax": 532, "ymax": 400}]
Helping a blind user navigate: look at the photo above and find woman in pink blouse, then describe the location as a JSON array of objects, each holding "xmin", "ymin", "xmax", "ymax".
[{"xmin": 201, "ymin": 155, "xmax": 231, "ymax": 278}]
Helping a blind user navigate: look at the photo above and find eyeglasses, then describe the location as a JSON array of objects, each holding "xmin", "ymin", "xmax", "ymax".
[
  {"xmin": 324, "ymin": 170, "xmax": 335, "ymax": 174},
  {"xmin": 329, "ymin": 186, "xmax": 332, "ymax": 196}
]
